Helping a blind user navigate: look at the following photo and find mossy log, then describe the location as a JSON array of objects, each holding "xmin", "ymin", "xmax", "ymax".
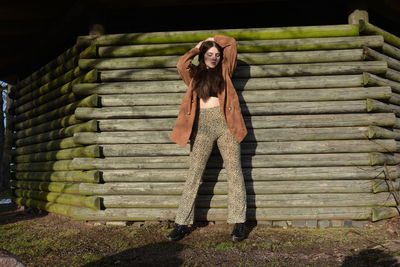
[
  {"xmin": 15, "ymin": 115, "xmax": 83, "ymax": 139},
  {"xmin": 367, "ymin": 98, "xmax": 400, "ymax": 116},
  {"xmin": 99, "ymin": 62, "xmax": 386, "ymax": 82},
  {"xmin": 73, "ymin": 75, "xmax": 364, "ymax": 96},
  {"xmin": 70, "ymin": 153, "xmax": 378, "ymax": 170},
  {"xmin": 11, "ymin": 180, "xmax": 81, "ymax": 194},
  {"xmin": 77, "ymin": 180, "xmax": 380, "ymax": 195},
  {"xmin": 13, "ymin": 145, "xmax": 100, "ymax": 162},
  {"xmin": 14, "ymin": 197, "xmax": 75, "ymax": 217},
  {"xmin": 100, "ymin": 140, "xmax": 396, "ymax": 157},
  {"xmin": 15, "ymin": 92, "xmax": 81, "ymax": 123},
  {"xmin": 382, "ymin": 43, "xmax": 400, "ymax": 61},
  {"xmin": 15, "ymin": 69, "xmax": 98, "ymax": 107},
  {"xmin": 364, "ymin": 72, "xmax": 400, "ymax": 93},
  {"xmin": 75, "ymin": 100, "xmax": 371, "ymax": 120},
  {"xmin": 73, "ymin": 126, "xmax": 397, "ymax": 145},
  {"xmin": 72, "ymin": 207, "xmax": 371, "ymax": 221},
  {"xmin": 372, "ymin": 179, "xmax": 400, "ymax": 193},
  {"xmin": 16, "ymin": 44, "xmax": 81, "ymax": 89},
  {"xmin": 15, "ymin": 120, "xmax": 98, "ymax": 147},
  {"xmin": 97, "ymin": 113, "xmax": 396, "ymax": 132},
  {"xmin": 13, "ymin": 189, "xmax": 100, "ymax": 210},
  {"xmin": 364, "ymin": 47, "xmax": 400, "ymax": 72},
  {"xmin": 77, "ymin": 24, "xmax": 359, "ymax": 46},
  {"xmin": 395, "ymin": 118, "xmax": 400, "ymax": 129},
  {"xmin": 100, "ymin": 166, "xmax": 396, "ymax": 182},
  {"xmin": 79, "ymin": 44, "xmax": 98, "ymax": 59},
  {"xmin": 370, "ymin": 152, "xmax": 400, "ymax": 165},
  {"xmin": 386, "ymin": 68, "xmax": 400, "ymax": 83},
  {"xmin": 101, "ymin": 193, "xmax": 397, "ymax": 208},
  {"xmin": 13, "ymin": 137, "xmax": 81, "ymax": 155},
  {"xmin": 359, "ymin": 20, "xmax": 400, "ymax": 49},
  {"xmin": 95, "ymin": 36, "xmax": 382, "ymax": 58},
  {"xmin": 13, "ymin": 170, "xmax": 100, "ymax": 183},
  {"xmin": 99, "ymin": 87, "xmax": 391, "ymax": 107},
  {"xmin": 11, "ymin": 160, "xmax": 78, "ymax": 172},
  {"xmin": 372, "ymin": 207, "xmax": 400, "ymax": 221},
  {"xmin": 15, "ymin": 94, "xmax": 98, "ymax": 130},
  {"xmin": 16, "ymin": 64, "xmax": 83, "ymax": 101},
  {"xmin": 388, "ymin": 92, "xmax": 400, "ymax": 106},
  {"xmin": 80, "ymin": 49, "xmax": 366, "ymax": 70}
]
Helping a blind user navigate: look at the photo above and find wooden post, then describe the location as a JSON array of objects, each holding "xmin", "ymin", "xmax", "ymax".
[{"xmin": 348, "ymin": 9, "xmax": 369, "ymax": 25}]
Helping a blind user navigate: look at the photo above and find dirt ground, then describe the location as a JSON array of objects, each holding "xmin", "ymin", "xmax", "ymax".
[{"xmin": 1, "ymin": 206, "xmax": 400, "ymax": 267}]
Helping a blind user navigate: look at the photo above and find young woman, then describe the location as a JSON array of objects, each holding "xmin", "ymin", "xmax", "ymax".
[{"xmin": 168, "ymin": 35, "xmax": 247, "ymax": 242}]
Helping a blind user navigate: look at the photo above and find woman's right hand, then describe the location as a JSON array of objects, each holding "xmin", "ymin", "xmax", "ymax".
[{"xmin": 195, "ymin": 40, "xmax": 203, "ymax": 49}]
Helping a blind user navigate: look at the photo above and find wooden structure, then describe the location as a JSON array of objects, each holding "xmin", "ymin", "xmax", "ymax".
[{"xmin": 8, "ymin": 21, "xmax": 400, "ymax": 225}]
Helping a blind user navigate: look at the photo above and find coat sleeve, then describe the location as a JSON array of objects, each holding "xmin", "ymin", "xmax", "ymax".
[
  {"xmin": 176, "ymin": 47, "xmax": 200, "ymax": 86},
  {"xmin": 214, "ymin": 35, "xmax": 237, "ymax": 77}
]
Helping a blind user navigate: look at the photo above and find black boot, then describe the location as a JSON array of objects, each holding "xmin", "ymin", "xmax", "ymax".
[
  {"xmin": 167, "ymin": 224, "xmax": 188, "ymax": 241},
  {"xmin": 231, "ymin": 223, "xmax": 245, "ymax": 242}
]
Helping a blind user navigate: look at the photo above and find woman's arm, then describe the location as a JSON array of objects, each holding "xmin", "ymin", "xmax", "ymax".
[
  {"xmin": 176, "ymin": 45, "xmax": 201, "ymax": 86},
  {"xmin": 213, "ymin": 35, "xmax": 237, "ymax": 77}
]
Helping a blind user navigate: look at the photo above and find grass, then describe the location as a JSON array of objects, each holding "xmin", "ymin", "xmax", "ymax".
[{"xmin": 0, "ymin": 209, "xmax": 399, "ymax": 266}]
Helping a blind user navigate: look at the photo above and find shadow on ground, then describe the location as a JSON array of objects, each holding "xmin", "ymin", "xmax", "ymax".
[
  {"xmin": 83, "ymin": 241, "xmax": 185, "ymax": 267},
  {"xmin": 342, "ymin": 248, "xmax": 400, "ymax": 267}
]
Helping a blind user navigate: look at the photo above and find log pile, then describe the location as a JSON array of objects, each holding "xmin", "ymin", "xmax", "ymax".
[
  {"xmin": 9, "ymin": 23, "xmax": 400, "ymax": 223},
  {"xmin": 8, "ymin": 44, "xmax": 102, "ymax": 216}
]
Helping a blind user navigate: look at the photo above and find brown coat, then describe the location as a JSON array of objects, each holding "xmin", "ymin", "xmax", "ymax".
[{"xmin": 170, "ymin": 35, "xmax": 247, "ymax": 147}]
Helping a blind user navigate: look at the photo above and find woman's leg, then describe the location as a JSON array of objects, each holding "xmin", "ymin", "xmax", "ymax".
[
  {"xmin": 175, "ymin": 131, "xmax": 215, "ymax": 225},
  {"xmin": 217, "ymin": 130, "xmax": 247, "ymax": 224}
]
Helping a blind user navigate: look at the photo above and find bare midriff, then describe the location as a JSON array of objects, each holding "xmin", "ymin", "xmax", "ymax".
[{"xmin": 199, "ymin": 96, "xmax": 220, "ymax": 109}]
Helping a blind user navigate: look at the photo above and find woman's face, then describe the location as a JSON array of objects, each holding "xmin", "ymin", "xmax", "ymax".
[{"xmin": 204, "ymin": 47, "xmax": 221, "ymax": 69}]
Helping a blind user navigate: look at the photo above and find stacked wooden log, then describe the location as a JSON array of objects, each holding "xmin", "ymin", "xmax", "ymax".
[
  {"xmin": 10, "ymin": 23, "xmax": 400, "ymax": 224},
  {"xmin": 9, "ymin": 44, "xmax": 103, "ymax": 216}
]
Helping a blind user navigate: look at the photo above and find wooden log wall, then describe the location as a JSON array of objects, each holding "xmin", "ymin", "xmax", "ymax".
[
  {"xmin": 10, "ymin": 23, "xmax": 400, "ymax": 223},
  {"xmin": 9, "ymin": 44, "xmax": 103, "ymax": 216}
]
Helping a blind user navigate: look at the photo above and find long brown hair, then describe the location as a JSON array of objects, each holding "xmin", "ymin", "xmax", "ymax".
[{"xmin": 191, "ymin": 41, "xmax": 224, "ymax": 99}]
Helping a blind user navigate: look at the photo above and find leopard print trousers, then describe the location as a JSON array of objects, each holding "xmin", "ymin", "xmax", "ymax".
[{"xmin": 175, "ymin": 106, "xmax": 247, "ymax": 225}]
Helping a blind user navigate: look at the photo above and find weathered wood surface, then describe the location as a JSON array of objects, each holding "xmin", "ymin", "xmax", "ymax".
[
  {"xmin": 13, "ymin": 137, "xmax": 81, "ymax": 155},
  {"xmin": 389, "ymin": 92, "xmax": 400, "ymax": 106},
  {"xmin": 74, "ymin": 180, "xmax": 395, "ymax": 195},
  {"xmin": 100, "ymin": 62, "xmax": 384, "ymax": 81},
  {"xmin": 99, "ymin": 87, "xmax": 391, "ymax": 107},
  {"xmin": 72, "ymin": 207, "xmax": 372, "ymax": 221},
  {"xmin": 95, "ymin": 36, "xmax": 382, "ymax": 57},
  {"xmin": 386, "ymin": 68, "xmax": 400, "ymax": 83},
  {"xmin": 77, "ymin": 24, "xmax": 359, "ymax": 46},
  {"xmin": 68, "ymin": 153, "xmax": 380, "ymax": 170},
  {"xmin": 97, "ymin": 113, "xmax": 396, "ymax": 131},
  {"xmin": 364, "ymin": 47, "xmax": 400, "ymax": 72},
  {"xmin": 81, "ymin": 50, "xmax": 368, "ymax": 70},
  {"xmin": 15, "ymin": 93, "xmax": 81, "ymax": 122},
  {"xmin": 100, "ymin": 166, "xmax": 396, "ymax": 182},
  {"xmin": 15, "ymin": 120, "xmax": 98, "ymax": 147},
  {"xmin": 13, "ymin": 189, "xmax": 100, "ymax": 210},
  {"xmin": 13, "ymin": 170, "xmax": 100, "ymax": 183},
  {"xmin": 367, "ymin": 98, "xmax": 400, "ymax": 116},
  {"xmin": 364, "ymin": 72, "xmax": 400, "ymax": 93},
  {"xmin": 73, "ymin": 126, "xmax": 399, "ymax": 145},
  {"xmin": 14, "ymin": 197, "xmax": 76, "ymax": 217},
  {"xmin": 11, "ymin": 160, "xmax": 78, "ymax": 172},
  {"xmin": 100, "ymin": 140, "xmax": 396, "ymax": 157},
  {"xmin": 15, "ymin": 70, "xmax": 98, "ymax": 107},
  {"xmin": 382, "ymin": 43, "xmax": 400, "ymax": 61},
  {"xmin": 15, "ymin": 44, "xmax": 82, "ymax": 90},
  {"xmin": 15, "ymin": 65, "xmax": 82, "ymax": 101},
  {"xmin": 101, "ymin": 193, "xmax": 397, "ymax": 208},
  {"xmin": 13, "ymin": 145, "xmax": 100, "ymax": 162},
  {"xmin": 15, "ymin": 115, "xmax": 83, "ymax": 139},
  {"xmin": 75, "ymin": 100, "xmax": 373, "ymax": 120},
  {"xmin": 372, "ymin": 207, "xmax": 400, "ymax": 221},
  {"xmin": 359, "ymin": 20, "xmax": 400, "ymax": 49},
  {"xmin": 11, "ymin": 180, "xmax": 81, "ymax": 194},
  {"xmin": 74, "ymin": 75, "xmax": 364, "ymax": 95},
  {"xmin": 15, "ymin": 94, "xmax": 98, "ymax": 130}
]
